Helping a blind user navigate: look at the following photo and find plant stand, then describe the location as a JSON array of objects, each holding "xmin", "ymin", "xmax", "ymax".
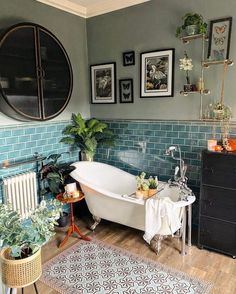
[
  {"xmin": 56, "ymin": 192, "xmax": 91, "ymax": 248},
  {"xmin": 9, "ymin": 282, "xmax": 38, "ymax": 294}
]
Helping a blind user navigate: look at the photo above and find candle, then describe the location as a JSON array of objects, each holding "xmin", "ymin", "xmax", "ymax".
[
  {"xmin": 207, "ymin": 139, "xmax": 217, "ymax": 151},
  {"xmin": 215, "ymin": 145, "xmax": 222, "ymax": 152}
]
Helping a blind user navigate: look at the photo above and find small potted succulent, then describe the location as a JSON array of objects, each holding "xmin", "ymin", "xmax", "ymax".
[
  {"xmin": 148, "ymin": 176, "xmax": 158, "ymax": 197},
  {"xmin": 136, "ymin": 173, "xmax": 158, "ymax": 199},
  {"xmin": 176, "ymin": 13, "xmax": 207, "ymax": 37}
]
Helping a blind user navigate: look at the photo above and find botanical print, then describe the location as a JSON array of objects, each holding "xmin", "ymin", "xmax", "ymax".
[
  {"xmin": 140, "ymin": 49, "xmax": 174, "ymax": 97},
  {"xmin": 208, "ymin": 18, "xmax": 232, "ymax": 60},
  {"xmin": 95, "ymin": 68, "xmax": 112, "ymax": 99},
  {"xmin": 90, "ymin": 63, "xmax": 116, "ymax": 104}
]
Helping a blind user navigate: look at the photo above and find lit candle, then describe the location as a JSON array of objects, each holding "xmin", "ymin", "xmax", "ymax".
[
  {"xmin": 207, "ymin": 139, "xmax": 217, "ymax": 151},
  {"xmin": 215, "ymin": 145, "xmax": 222, "ymax": 152}
]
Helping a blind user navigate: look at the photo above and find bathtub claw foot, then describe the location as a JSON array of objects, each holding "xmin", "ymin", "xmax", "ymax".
[
  {"xmin": 90, "ymin": 215, "xmax": 101, "ymax": 231},
  {"xmin": 150, "ymin": 234, "xmax": 165, "ymax": 254}
]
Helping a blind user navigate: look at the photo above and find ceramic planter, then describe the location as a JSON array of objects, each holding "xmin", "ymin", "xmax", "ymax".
[{"xmin": 185, "ymin": 24, "xmax": 198, "ymax": 36}]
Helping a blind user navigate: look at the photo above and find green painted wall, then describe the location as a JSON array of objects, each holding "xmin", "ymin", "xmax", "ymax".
[
  {"xmin": 87, "ymin": 0, "xmax": 236, "ymax": 121},
  {"xmin": 0, "ymin": 0, "xmax": 90, "ymax": 125}
]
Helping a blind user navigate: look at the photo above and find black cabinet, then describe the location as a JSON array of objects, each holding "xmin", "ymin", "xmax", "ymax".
[
  {"xmin": 199, "ymin": 150, "xmax": 236, "ymax": 257},
  {"xmin": 0, "ymin": 23, "xmax": 73, "ymax": 121}
]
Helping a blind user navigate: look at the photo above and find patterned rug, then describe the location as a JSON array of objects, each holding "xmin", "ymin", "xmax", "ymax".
[{"xmin": 40, "ymin": 239, "xmax": 212, "ymax": 294}]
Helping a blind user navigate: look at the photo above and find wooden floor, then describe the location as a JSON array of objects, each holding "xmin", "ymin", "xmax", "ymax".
[{"xmin": 17, "ymin": 215, "xmax": 236, "ymax": 294}]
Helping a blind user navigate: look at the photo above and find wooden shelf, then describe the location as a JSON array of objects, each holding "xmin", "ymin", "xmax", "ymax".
[
  {"xmin": 202, "ymin": 59, "xmax": 234, "ymax": 67},
  {"xmin": 181, "ymin": 33, "xmax": 208, "ymax": 44},
  {"xmin": 180, "ymin": 89, "xmax": 210, "ymax": 96}
]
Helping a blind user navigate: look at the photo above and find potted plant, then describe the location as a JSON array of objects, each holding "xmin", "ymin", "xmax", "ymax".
[
  {"xmin": 148, "ymin": 176, "xmax": 158, "ymax": 197},
  {"xmin": 136, "ymin": 172, "xmax": 150, "ymax": 199},
  {"xmin": 176, "ymin": 13, "xmax": 207, "ymax": 37},
  {"xmin": 60, "ymin": 113, "xmax": 116, "ymax": 161},
  {"xmin": 39, "ymin": 153, "xmax": 75, "ymax": 227},
  {"xmin": 0, "ymin": 200, "xmax": 61, "ymax": 288},
  {"xmin": 179, "ymin": 51, "xmax": 194, "ymax": 92}
]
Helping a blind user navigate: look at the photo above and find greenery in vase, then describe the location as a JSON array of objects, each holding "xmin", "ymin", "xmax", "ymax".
[
  {"xmin": 60, "ymin": 113, "xmax": 116, "ymax": 161},
  {"xmin": 176, "ymin": 13, "xmax": 207, "ymax": 37},
  {"xmin": 148, "ymin": 177, "xmax": 158, "ymax": 189},
  {"xmin": 179, "ymin": 51, "xmax": 193, "ymax": 85},
  {"xmin": 0, "ymin": 199, "xmax": 62, "ymax": 258},
  {"xmin": 136, "ymin": 172, "xmax": 149, "ymax": 191}
]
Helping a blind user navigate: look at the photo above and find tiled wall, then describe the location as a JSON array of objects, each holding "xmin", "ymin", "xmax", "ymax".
[
  {"xmin": 0, "ymin": 120, "xmax": 79, "ymax": 202},
  {"xmin": 96, "ymin": 119, "xmax": 236, "ymax": 189}
]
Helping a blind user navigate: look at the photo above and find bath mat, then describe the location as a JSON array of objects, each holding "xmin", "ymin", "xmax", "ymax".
[{"xmin": 40, "ymin": 239, "xmax": 212, "ymax": 294}]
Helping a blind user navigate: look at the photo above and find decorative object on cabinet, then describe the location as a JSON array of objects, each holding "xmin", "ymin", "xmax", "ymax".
[
  {"xmin": 208, "ymin": 17, "xmax": 232, "ymax": 61},
  {"xmin": 140, "ymin": 48, "xmax": 174, "ymax": 98},
  {"xmin": 90, "ymin": 62, "xmax": 116, "ymax": 104},
  {"xmin": 60, "ymin": 113, "xmax": 116, "ymax": 161},
  {"xmin": 199, "ymin": 150, "xmax": 236, "ymax": 258},
  {"xmin": 176, "ymin": 13, "xmax": 207, "ymax": 37},
  {"xmin": 0, "ymin": 22, "xmax": 73, "ymax": 121},
  {"xmin": 123, "ymin": 51, "xmax": 135, "ymax": 66},
  {"xmin": 119, "ymin": 78, "xmax": 133, "ymax": 103},
  {"xmin": 179, "ymin": 51, "xmax": 195, "ymax": 92}
]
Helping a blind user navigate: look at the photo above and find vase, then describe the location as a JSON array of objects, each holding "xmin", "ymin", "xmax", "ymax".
[
  {"xmin": 184, "ymin": 84, "xmax": 193, "ymax": 92},
  {"xmin": 148, "ymin": 189, "xmax": 157, "ymax": 197},
  {"xmin": 0, "ymin": 248, "xmax": 42, "ymax": 288},
  {"xmin": 135, "ymin": 190, "xmax": 149, "ymax": 199},
  {"xmin": 80, "ymin": 151, "xmax": 94, "ymax": 161},
  {"xmin": 185, "ymin": 25, "xmax": 198, "ymax": 36}
]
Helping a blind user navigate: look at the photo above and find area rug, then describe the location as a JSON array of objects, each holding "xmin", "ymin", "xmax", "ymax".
[{"xmin": 40, "ymin": 239, "xmax": 212, "ymax": 294}]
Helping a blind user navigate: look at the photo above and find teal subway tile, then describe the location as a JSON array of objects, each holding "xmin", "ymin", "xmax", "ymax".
[
  {"xmin": 8, "ymin": 151, "xmax": 20, "ymax": 159},
  {"xmin": 160, "ymin": 124, "xmax": 173, "ymax": 131},
  {"xmin": 43, "ymin": 145, "xmax": 53, "ymax": 152},
  {"xmin": 191, "ymin": 133, "xmax": 206, "ymax": 139},
  {"xmin": 14, "ymin": 143, "xmax": 26, "ymax": 151},
  {"xmin": 25, "ymin": 128, "xmax": 36, "ymax": 135},
  {"xmin": 154, "ymin": 130, "xmax": 167, "ymax": 137},
  {"xmin": 27, "ymin": 141, "xmax": 37, "ymax": 148},
  {"xmin": 31, "ymin": 134, "xmax": 42, "ymax": 141},
  {"xmin": 20, "ymin": 149, "xmax": 32, "ymax": 156},
  {"xmin": 160, "ymin": 137, "xmax": 172, "ymax": 144},
  {"xmin": 184, "ymin": 152, "xmax": 198, "ymax": 159},
  {"xmin": 198, "ymin": 140, "xmax": 207, "ymax": 147},
  {"xmin": 19, "ymin": 135, "xmax": 31, "ymax": 143},
  {"xmin": 0, "ymin": 138, "xmax": 5, "ymax": 144},
  {"xmin": 138, "ymin": 123, "xmax": 149, "ymax": 130},
  {"xmin": 0, "ymin": 130, "xmax": 12, "ymax": 137},
  {"xmin": 143, "ymin": 130, "xmax": 155, "ymax": 136},
  {"xmin": 47, "ymin": 125, "xmax": 57, "ymax": 132},
  {"xmin": 37, "ymin": 139, "xmax": 47, "ymax": 146},
  {"xmin": 150, "ymin": 137, "xmax": 161, "ymax": 143},
  {"xmin": 119, "ymin": 123, "xmax": 128, "ymax": 129},
  {"xmin": 178, "ymin": 132, "xmax": 191, "ymax": 139},
  {"xmin": 199, "ymin": 126, "xmax": 212, "ymax": 132},
  {"xmin": 6, "ymin": 137, "xmax": 19, "ymax": 144},
  {"xmin": 31, "ymin": 146, "xmax": 43, "ymax": 154},
  {"xmin": 171, "ymin": 138, "xmax": 185, "ymax": 145},
  {"xmin": 173, "ymin": 125, "xmax": 186, "ymax": 132},
  {"xmin": 0, "ymin": 145, "xmax": 13, "ymax": 152},
  {"xmin": 166, "ymin": 131, "xmax": 178, "ymax": 138},
  {"xmin": 124, "ymin": 129, "xmax": 133, "ymax": 135},
  {"xmin": 36, "ymin": 127, "xmax": 46, "ymax": 133},
  {"xmin": 150, "ymin": 124, "xmax": 161, "ymax": 130},
  {"xmin": 128, "ymin": 123, "xmax": 139, "ymax": 129},
  {"xmin": 47, "ymin": 138, "xmax": 57, "ymax": 144},
  {"xmin": 184, "ymin": 139, "xmax": 198, "ymax": 146},
  {"xmin": 190, "ymin": 126, "xmax": 199, "ymax": 132},
  {"xmin": 12, "ymin": 129, "xmax": 24, "ymax": 136}
]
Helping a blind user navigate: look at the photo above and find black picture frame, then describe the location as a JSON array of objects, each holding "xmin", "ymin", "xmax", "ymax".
[
  {"xmin": 119, "ymin": 79, "xmax": 134, "ymax": 103},
  {"xmin": 140, "ymin": 48, "xmax": 175, "ymax": 98},
  {"xmin": 123, "ymin": 51, "xmax": 135, "ymax": 66},
  {"xmin": 90, "ymin": 62, "xmax": 116, "ymax": 104},
  {"xmin": 207, "ymin": 17, "xmax": 232, "ymax": 61}
]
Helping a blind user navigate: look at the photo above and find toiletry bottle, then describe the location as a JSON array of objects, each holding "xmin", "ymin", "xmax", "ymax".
[
  {"xmin": 197, "ymin": 78, "xmax": 204, "ymax": 92},
  {"xmin": 154, "ymin": 176, "xmax": 158, "ymax": 186}
]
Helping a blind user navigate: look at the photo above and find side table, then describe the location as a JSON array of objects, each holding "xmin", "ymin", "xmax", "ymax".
[{"xmin": 56, "ymin": 192, "xmax": 91, "ymax": 248}]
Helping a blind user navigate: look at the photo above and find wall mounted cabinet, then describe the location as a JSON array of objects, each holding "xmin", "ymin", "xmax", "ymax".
[{"xmin": 0, "ymin": 23, "xmax": 73, "ymax": 121}]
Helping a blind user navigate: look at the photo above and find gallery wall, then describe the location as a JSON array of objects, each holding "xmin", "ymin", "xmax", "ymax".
[
  {"xmin": 0, "ymin": 0, "xmax": 90, "ymax": 125},
  {"xmin": 87, "ymin": 0, "xmax": 236, "ymax": 121}
]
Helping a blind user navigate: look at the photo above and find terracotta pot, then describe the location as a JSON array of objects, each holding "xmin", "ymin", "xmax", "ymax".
[
  {"xmin": 148, "ymin": 189, "xmax": 157, "ymax": 197},
  {"xmin": 135, "ymin": 190, "xmax": 149, "ymax": 199}
]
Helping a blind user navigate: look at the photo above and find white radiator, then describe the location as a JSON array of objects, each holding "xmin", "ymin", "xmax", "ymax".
[{"xmin": 3, "ymin": 172, "xmax": 38, "ymax": 219}]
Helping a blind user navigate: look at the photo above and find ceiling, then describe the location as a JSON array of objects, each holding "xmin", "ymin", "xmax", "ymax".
[{"xmin": 36, "ymin": 0, "xmax": 150, "ymax": 18}]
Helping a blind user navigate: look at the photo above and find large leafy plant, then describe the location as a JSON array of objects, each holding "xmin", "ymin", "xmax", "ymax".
[
  {"xmin": 176, "ymin": 13, "xmax": 207, "ymax": 37},
  {"xmin": 0, "ymin": 199, "xmax": 62, "ymax": 258},
  {"xmin": 60, "ymin": 113, "xmax": 115, "ymax": 161},
  {"xmin": 40, "ymin": 153, "xmax": 75, "ymax": 195}
]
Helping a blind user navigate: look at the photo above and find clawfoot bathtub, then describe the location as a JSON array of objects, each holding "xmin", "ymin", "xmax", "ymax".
[{"xmin": 70, "ymin": 161, "xmax": 195, "ymax": 255}]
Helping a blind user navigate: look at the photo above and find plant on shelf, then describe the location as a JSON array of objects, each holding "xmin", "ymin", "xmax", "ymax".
[
  {"xmin": 60, "ymin": 113, "xmax": 116, "ymax": 161},
  {"xmin": 179, "ymin": 51, "xmax": 194, "ymax": 91},
  {"xmin": 136, "ymin": 172, "xmax": 158, "ymax": 199},
  {"xmin": 0, "ymin": 200, "xmax": 62, "ymax": 259},
  {"xmin": 176, "ymin": 13, "xmax": 207, "ymax": 37}
]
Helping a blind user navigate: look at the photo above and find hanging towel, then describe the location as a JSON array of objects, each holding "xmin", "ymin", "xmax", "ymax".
[{"xmin": 143, "ymin": 192, "xmax": 182, "ymax": 244}]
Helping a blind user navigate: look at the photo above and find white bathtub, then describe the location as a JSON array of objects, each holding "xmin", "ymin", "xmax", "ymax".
[{"xmin": 70, "ymin": 161, "xmax": 195, "ymax": 252}]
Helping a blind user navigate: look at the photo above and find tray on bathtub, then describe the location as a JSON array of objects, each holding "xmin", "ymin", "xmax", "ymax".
[{"xmin": 122, "ymin": 183, "xmax": 166, "ymax": 202}]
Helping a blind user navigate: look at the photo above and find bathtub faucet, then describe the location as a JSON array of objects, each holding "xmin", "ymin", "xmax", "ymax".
[{"xmin": 165, "ymin": 145, "xmax": 192, "ymax": 197}]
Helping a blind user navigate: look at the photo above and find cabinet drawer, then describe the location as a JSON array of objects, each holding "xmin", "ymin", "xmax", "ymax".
[
  {"xmin": 202, "ymin": 151, "xmax": 236, "ymax": 188},
  {"xmin": 199, "ymin": 216, "xmax": 236, "ymax": 256},
  {"xmin": 200, "ymin": 185, "xmax": 236, "ymax": 222}
]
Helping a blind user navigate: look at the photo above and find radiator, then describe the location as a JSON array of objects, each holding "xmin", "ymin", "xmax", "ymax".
[{"xmin": 3, "ymin": 172, "xmax": 38, "ymax": 219}]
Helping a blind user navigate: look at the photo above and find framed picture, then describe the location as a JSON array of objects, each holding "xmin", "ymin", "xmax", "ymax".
[
  {"xmin": 119, "ymin": 79, "xmax": 134, "ymax": 103},
  {"xmin": 208, "ymin": 17, "xmax": 232, "ymax": 61},
  {"xmin": 90, "ymin": 62, "xmax": 116, "ymax": 104},
  {"xmin": 123, "ymin": 51, "xmax": 135, "ymax": 66},
  {"xmin": 140, "ymin": 48, "xmax": 174, "ymax": 98}
]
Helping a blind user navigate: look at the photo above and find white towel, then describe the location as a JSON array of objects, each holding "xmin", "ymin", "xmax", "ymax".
[{"xmin": 143, "ymin": 195, "xmax": 182, "ymax": 244}]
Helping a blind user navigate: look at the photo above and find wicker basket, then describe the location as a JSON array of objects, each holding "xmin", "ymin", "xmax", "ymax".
[{"xmin": 0, "ymin": 248, "xmax": 42, "ymax": 288}]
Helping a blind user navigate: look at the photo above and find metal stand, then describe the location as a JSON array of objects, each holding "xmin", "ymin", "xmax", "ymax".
[{"xmin": 10, "ymin": 282, "xmax": 39, "ymax": 294}]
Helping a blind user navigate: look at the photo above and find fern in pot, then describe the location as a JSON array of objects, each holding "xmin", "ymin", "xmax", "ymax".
[
  {"xmin": 0, "ymin": 200, "xmax": 62, "ymax": 288},
  {"xmin": 60, "ymin": 113, "xmax": 116, "ymax": 161}
]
